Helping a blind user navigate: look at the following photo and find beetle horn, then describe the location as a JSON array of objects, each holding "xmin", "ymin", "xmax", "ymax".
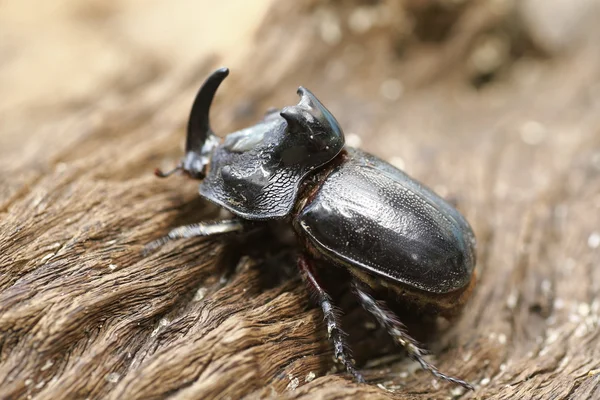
[
  {"xmin": 280, "ymin": 87, "xmax": 344, "ymax": 139},
  {"xmin": 155, "ymin": 67, "xmax": 229, "ymax": 180},
  {"xmin": 280, "ymin": 87, "xmax": 315, "ymax": 132},
  {"xmin": 186, "ymin": 67, "xmax": 229, "ymax": 154}
]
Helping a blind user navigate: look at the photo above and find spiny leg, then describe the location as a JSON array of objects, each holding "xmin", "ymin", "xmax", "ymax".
[
  {"xmin": 143, "ymin": 218, "xmax": 250, "ymax": 255},
  {"xmin": 298, "ymin": 256, "xmax": 364, "ymax": 383},
  {"xmin": 352, "ymin": 281, "xmax": 474, "ymax": 391}
]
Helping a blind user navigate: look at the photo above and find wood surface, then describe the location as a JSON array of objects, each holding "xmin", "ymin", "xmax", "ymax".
[{"xmin": 2, "ymin": 1, "xmax": 600, "ymax": 399}]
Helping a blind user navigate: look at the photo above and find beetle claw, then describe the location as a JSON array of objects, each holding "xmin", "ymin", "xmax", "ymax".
[{"xmin": 352, "ymin": 370, "xmax": 366, "ymax": 384}]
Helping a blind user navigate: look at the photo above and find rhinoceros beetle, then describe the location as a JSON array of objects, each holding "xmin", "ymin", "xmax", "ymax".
[{"xmin": 148, "ymin": 67, "xmax": 477, "ymax": 390}]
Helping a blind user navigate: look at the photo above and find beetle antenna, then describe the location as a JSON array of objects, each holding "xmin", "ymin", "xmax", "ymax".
[{"xmin": 154, "ymin": 164, "xmax": 182, "ymax": 178}]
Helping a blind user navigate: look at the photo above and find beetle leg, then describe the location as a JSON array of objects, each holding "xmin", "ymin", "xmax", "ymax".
[
  {"xmin": 352, "ymin": 282, "xmax": 474, "ymax": 391},
  {"xmin": 143, "ymin": 219, "xmax": 250, "ymax": 255},
  {"xmin": 298, "ymin": 256, "xmax": 365, "ymax": 383}
]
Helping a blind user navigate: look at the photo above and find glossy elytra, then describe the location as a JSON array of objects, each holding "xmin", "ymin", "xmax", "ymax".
[{"xmin": 148, "ymin": 67, "xmax": 477, "ymax": 390}]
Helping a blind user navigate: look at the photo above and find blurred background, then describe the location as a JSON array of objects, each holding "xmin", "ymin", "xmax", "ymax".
[
  {"xmin": 2, "ymin": 1, "xmax": 600, "ymax": 399},
  {"xmin": 2, "ymin": 0, "xmax": 600, "ymax": 201},
  {"xmin": 2, "ymin": 0, "xmax": 600, "ymax": 156}
]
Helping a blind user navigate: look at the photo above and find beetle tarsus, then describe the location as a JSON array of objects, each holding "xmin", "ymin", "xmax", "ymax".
[
  {"xmin": 413, "ymin": 353, "xmax": 474, "ymax": 391},
  {"xmin": 298, "ymin": 256, "xmax": 365, "ymax": 384},
  {"xmin": 352, "ymin": 282, "xmax": 474, "ymax": 391},
  {"xmin": 143, "ymin": 219, "xmax": 248, "ymax": 255}
]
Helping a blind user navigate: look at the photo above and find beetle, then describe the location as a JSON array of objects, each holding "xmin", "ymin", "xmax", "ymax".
[{"xmin": 147, "ymin": 67, "xmax": 477, "ymax": 390}]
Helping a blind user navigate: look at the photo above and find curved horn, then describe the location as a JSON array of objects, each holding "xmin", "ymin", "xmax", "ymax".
[
  {"xmin": 155, "ymin": 67, "xmax": 230, "ymax": 180},
  {"xmin": 280, "ymin": 87, "xmax": 343, "ymax": 138},
  {"xmin": 186, "ymin": 67, "xmax": 229, "ymax": 153}
]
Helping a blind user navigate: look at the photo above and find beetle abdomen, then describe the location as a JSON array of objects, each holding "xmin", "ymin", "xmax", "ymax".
[{"xmin": 296, "ymin": 148, "xmax": 476, "ymax": 294}]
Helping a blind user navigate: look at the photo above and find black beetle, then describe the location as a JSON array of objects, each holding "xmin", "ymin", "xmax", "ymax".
[{"xmin": 148, "ymin": 67, "xmax": 477, "ymax": 390}]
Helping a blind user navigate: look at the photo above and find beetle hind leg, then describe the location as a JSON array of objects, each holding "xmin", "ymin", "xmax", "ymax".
[
  {"xmin": 352, "ymin": 282, "xmax": 474, "ymax": 391},
  {"xmin": 143, "ymin": 218, "xmax": 250, "ymax": 255},
  {"xmin": 298, "ymin": 256, "xmax": 365, "ymax": 383}
]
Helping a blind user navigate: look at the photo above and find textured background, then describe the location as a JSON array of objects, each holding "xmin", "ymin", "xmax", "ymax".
[{"xmin": 2, "ymin": 1, "xmax": 600, "ymax": 399}]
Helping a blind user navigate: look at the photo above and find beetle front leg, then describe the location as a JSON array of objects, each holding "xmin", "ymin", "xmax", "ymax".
[
  {"xmin": 352, "ymin": 282, "xmax": 474, "ymax": 391},
  {"xmin": 143, "ymin": 218, "xmax": 251, "ymax": 254},
  {"xmin": 298, "ymin": 256, "xmax": 365, "ymax": 383}
]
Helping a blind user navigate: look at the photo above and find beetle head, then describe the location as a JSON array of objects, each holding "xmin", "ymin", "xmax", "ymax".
[
  {"xmin": 278, "ymin": 87, "xmax": 344, "ymax": 168},
  {"xmin": 155, "ymin": 67, "xmax": 229, "ymax": 180}
]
